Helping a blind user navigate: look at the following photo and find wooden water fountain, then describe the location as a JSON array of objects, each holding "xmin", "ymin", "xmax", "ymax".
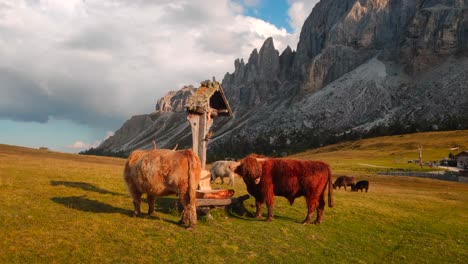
[{"xmin": 185, "ymin": 79, "xmax": 249, "ymax": 213}]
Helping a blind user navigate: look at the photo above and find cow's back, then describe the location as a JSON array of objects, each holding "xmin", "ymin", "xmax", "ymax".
[
  {"xmin": 211, "ymin": 160, "xmax": 234, "ymax": 177},
  {"xmin": 267, "ymin": 159, "xmax": 330, "ymax": 201}
]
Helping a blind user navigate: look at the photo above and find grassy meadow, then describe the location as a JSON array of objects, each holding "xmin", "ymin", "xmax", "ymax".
[{"xmin": 0, "ymin": 130, "xmax": 467, "ymax": 263}]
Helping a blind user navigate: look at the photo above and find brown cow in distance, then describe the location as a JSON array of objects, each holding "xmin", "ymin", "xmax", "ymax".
[
  {"xmin": 123, "ymin": 149, "xmax": 201, "ymax": 229},
  {"xmin": 333, "ymin": 176, "xmax": 356, "ymax": 190},
  {"xmin": 231, "ymin": 155, "xmax": 333, "ymax": 225}
]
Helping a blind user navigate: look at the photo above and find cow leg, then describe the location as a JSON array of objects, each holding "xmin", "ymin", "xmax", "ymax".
[
  {"xmin": 303, "ymin": 196, "xmax": 319, "ymax": 225},
  {"xmin": 178, "ymin": 197, "xmax": 197, "ymax": 229},
  {"xmin": 266, "ymin": 200, "xmax": 275, "ymax": 222},
  {"xmin": 229, "ymin": 174, "xmax": 234, "ymax": 186},
  {"xmin": 314, "ymin": 194, "xmax": 326, "ymax": 225},
  {"xmin": 178, "ymin": 195, "xmax": 190, "ymax": 226},
  {"xmin": 186, "ymin": 203, "xmax": 197, "ymax": 230},
  {"xmin": 147, "ymin": 195, "xmax": 158, "ymax": 217},
  {"xmin": 127, "ymin": 184, "xmax": 142, "ymax": 217},
  {"xmin": 254, "ymin": 200, "xmax": 264, "ymax": 219}
]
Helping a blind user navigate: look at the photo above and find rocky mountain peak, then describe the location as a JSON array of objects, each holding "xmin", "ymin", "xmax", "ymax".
[{"xmin": 155, "ymin": 85, "xmax": 195, "ymax": 112}]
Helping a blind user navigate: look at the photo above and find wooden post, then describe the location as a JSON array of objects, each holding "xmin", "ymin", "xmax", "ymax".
[
  {"xmin": 187, "ymin": 112, "xmax": 213, "ymax": 190},
  {"xmin": 187, "ymin": 111, "xmax": 213, "ymax": 169},
  {"xmin": 418, "ymin": 145, "xmax": 423, "ymax": 167},
  {"xmin": 186, "ymin": 80, "xmax": 232, "ymax": 192},
  {"xmin": 187, "ymin": 114, "xmax": 199, "ymax": 160}
]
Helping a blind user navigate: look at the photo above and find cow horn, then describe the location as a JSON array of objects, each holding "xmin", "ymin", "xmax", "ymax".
[
  {"xmin": 229, "ymin": 161, "xmax": 241, "ymax": 171},
  {"xmin": 255, "ymin": 158, "xmax": 268, "ymax": 162},
  {"xmin": 173, "ymin": 144, "xmax": 178, "ymax": 151},
  {"xmin": 152, "ymin": 140, "xmax": 157, "ymax": 149}
]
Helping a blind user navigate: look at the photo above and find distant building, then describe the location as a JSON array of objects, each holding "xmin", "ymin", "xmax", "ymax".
[{"xmin": 454, "ymin": 151, "xmax": 468, "ymax": 169}]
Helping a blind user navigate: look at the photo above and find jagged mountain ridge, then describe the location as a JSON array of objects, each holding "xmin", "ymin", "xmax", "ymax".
[{"xmin": 95, "ymin": 0, "xmax": 468, "ymax": 158}]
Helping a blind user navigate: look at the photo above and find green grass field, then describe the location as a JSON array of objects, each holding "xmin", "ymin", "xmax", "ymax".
[{"xmin": 1, "ymin": 130, "xmax": 467, "ymax": 263}]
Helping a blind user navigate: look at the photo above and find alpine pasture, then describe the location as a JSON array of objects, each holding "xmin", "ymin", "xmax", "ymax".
[{"xmin": 1, "ymin": 130, "xmax": 467, "ymax": 263}]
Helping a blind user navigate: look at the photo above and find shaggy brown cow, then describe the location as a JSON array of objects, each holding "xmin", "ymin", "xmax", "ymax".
[
  {"xmin": 333, "ymin": 176, "xmax": 356, "ymax": 190},
  {"xmin": 231, "ymin": 155, "xmax": 333, "ymax": 225},
  {"xmin": 123, "ymin": 149, "xmax": 201, "ymax": 229}
]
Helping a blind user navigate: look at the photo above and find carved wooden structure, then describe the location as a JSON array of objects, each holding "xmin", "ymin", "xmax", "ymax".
[
  {"xmin": 186, "ymin": 80, "xmax": 232, "ymax": 168},
  {"xmin": 184, "ymin": 80, "xmax": 251, "ymax": 215}
]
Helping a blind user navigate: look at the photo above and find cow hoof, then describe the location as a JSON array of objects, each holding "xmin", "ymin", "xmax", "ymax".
[
  {"xmin": 178, "ymin": 219, "xmax": 189, "ymax": 226},
  {"xmin": 266, "ymin": 218, "xmax": 273, "ymax": 222},
  {"xmin": 148, "ymin": 213, "xmax": 160, "ymax": 220},
  {"xmin": 313, "ymin": 220, "xmax": 321, "ymax": 225}
]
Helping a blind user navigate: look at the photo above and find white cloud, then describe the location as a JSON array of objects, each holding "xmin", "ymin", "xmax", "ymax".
[
  {"xmin": 67, "ymin": 140, "xmax": 100, "ymax": 150},
  {"xmin": 287, "ymin": 0, "xmax": 319, "ymax": 46},
  {"xmin": 0, "ymin": 0, "xmax": 317, "ymax": 132},
  {"xmin": 104, "ymin": 131, "xmax": 114, "ymax": 140},
  {"xmin": 66, "ymin": 130, "xmax": 113, "ymax": 152}
]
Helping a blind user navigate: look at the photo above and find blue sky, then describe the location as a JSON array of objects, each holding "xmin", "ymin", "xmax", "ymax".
[
  {"xmin": 0, "ymin": 0, "xmax": 318, "ymax": 153},
  {"xmin": 242, "ymin": 0, "xmax": 293, "ymax": 32}
]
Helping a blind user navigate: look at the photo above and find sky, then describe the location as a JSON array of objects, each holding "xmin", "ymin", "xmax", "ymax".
[{"xmin": 0, "ymin": 0, "xmax": 319, "ymax": 153}]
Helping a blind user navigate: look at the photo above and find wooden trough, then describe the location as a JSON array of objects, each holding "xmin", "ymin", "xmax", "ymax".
[{"xmin": 185, "ymin": 80, "xmax": 249, "ymax": 215}]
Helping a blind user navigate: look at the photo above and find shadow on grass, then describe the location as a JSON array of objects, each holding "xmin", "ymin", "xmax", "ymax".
[
  {"xmin": 51, "ymin": 180, "xmax": 123, "ymax": 196},
  {"xmin": 225, "ymin": 203, "xmax": 304, "ymax": 223},
  {"xmin": 52, "ymin": 195, "xmax": 181, "ymax": 218},
  {"xmin": 51, "ymin": 196, "xmax": 132, "ymax": 215}
]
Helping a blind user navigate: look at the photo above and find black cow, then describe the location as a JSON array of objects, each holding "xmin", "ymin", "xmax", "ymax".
[{"xmin": 351, "ymin": 180, "xmax": 369, "ymax": 192}]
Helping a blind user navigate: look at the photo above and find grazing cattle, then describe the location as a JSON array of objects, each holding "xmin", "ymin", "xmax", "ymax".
[
  {"xmin": 123, "ymin": 149, "xmax": 201, "ymax": 229},
  {"xmin": 230, "ymin": 155, "xmax": 333, "ymax": 225},
  {"xmin": 351, "ymin": 180, "xmax": 369, "ymax": 192},
  {"xmin": 333, "ymin": 176, "xmax": 356, "ymax": 190},
  {"xmin": 210, "ymin": 160, "xmax": 237, "ymax": 186}
]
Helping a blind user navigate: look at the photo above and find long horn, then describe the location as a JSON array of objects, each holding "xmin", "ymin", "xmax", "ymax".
[
  {"xmin": 173, "ymin": 144, "xmax": 178, "ymax": 151},
  {"xmin": 255, "ymin": 158, "xmax": 268, "ymax": 162},
  {"xmin": 152, "ymin": 140, "xmax": 157, "ymax": 150},
  {"xmin": 229, "ymin": 161, "xmax": 241, "ymax": 171}
]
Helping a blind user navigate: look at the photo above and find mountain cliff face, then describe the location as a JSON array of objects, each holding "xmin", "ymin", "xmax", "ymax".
[{"xmin": 95, "ymin": 0, "xmax": 468, "ymax": 159}]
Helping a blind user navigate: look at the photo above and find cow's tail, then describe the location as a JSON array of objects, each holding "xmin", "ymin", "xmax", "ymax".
[
  {"xmin": 187, "ymin": 150, "xmax": 201, "ymax": 203},
  {"xmin": 327, "ymin": 165, "xmax": 333, "ymax": 208}
]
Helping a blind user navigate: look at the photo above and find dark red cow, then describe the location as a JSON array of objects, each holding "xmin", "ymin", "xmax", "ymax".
[
  {"xmin": 230, "ymin": 155, "xmax": 333, "ymax": 225},
  {"xmin": 333, "ymin": 176, "xmax": 356, "ymax": 190}
]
